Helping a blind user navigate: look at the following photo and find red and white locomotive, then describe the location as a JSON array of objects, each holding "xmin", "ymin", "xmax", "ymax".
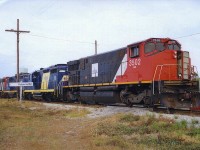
[{"xmin": 65, "ymin": 38, "xmax": 200, "ymax": 110}]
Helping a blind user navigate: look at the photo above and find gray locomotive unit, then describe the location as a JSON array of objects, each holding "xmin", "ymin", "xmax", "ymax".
[{"xmin": 65, "ymin": 47, "xmax": 127, "ymax": 104}]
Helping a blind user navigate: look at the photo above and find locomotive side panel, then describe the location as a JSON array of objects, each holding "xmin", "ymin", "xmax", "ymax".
[
  {"xmin": 67, "ymin": 60, "xmax": 80, "ymax": 85},
  {"xmin": 79, "ymin": 48, "xmax": 126, "ymax": 85},
  {"xmin": 32, "ymin": 70, "xmax": 43, "ymax": 90},
  {"xmin": 67, "ymin": 48, "xmax": 126, "ymax": 86}
]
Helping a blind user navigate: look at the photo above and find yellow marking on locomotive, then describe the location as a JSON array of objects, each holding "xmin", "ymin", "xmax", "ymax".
[
  {"xmin": 41, "ymin": 72, "xmax": 50, "ymax": 90},
  {"xmin": 141, "ymin": 81, "xmax": 152, "ymax": 83},
  {"xmin": 24, "ymin": 89, "xmax": 54, "ymax": 94},
  {"xmin": 0, "ymin": 90, "xmax": 17, "ymax": 93},
  {"xmin": 63, "ymin": 80, "xmax": 152, "ymax": 88}
]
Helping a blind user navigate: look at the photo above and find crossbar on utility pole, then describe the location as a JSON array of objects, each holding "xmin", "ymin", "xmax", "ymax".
[{"xmin": 5, "ymin": 19, "xmax": 30, "ymax": 101}]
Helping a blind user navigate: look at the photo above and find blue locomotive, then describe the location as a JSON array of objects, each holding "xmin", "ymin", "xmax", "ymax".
[
  {"xmin": 0, "ymin": 64, "xmax": 68, "ymax": 101},
  {"xmin": 24, "ymin": 64, "xmax": 68, "ymax": 101}
]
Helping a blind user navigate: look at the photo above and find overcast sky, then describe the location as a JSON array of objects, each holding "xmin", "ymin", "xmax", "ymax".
[{"xmin": 0, "ymin": 0, "xmax": 200, "ymax": 77}]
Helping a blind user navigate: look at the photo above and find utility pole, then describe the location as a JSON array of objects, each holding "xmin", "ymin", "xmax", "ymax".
[
  {"xmin": 5, "ymin": 19, "xmax": 30, "ymax": 101},
  {"xmin": 95, "ymin": 40, "xmax": 97, "ymax": 55}
]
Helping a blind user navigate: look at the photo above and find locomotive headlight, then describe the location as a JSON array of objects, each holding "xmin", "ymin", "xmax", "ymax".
[
  {"xmin": 173, "ymin": 55, "xmax": 177, "ymax": 58},
  {"xmin": 178, "ymin": 73, "xmax": 182, "ymax": 78}
]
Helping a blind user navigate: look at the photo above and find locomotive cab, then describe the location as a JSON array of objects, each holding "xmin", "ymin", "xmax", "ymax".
[{"xmin": 125, "ymin": 38, "xmax": 195, "ymax": 82}]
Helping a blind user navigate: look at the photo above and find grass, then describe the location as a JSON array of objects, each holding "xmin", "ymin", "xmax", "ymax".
[
  {"xmin": 63, "ymin": 108, "xmax": 90, "ymax": 118},
  {"xmin": 1, "ymin": 98, "xmax": 200, "ymax": 150},
  {"xmin": 92, "ymin": 113, "xmax": 200, "ymax": 150},
  {"xmin": 0, "ymin": 98, "xmax": 92, "ymax": 150}
]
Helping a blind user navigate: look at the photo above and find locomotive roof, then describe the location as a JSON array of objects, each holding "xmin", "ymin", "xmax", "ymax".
[
  {"xmin": 43, "ymin": 64, "xmax": 67, "ymax": 71},
  {"xmin": 79, "ymin": 38, "xmax": 177, "ymax": 60},
  {"xmin": 33, "ymin": 64, "xmax": 67, "ymax": 73},
  {"xmin": 127, "ymin": 37, "xmax": 176, "ymax": 46},
  {"xmin": 79, "ymin": 46, "xmax": 127, "ymax": 60}
]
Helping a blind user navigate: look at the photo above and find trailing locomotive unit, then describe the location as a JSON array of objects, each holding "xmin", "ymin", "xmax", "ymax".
[
  {"xmin": 0, "ymin": 73, "xmax": 31, "ymax": 98},
  {"xmin": 64, "ymin": 38, "xmax": 200, "ymax": 110},
  {"xmin": 24, "ymin": 64, "xmax": 68, "ymax": 101},
  {"xmin": 0, "ymin": 76, "xmax": 16, "ymax": 98}
]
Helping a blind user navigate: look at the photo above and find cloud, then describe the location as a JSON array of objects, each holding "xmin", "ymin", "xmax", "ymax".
[
  {"xmin": 0, "ymin": 0, "xmax": 8, "ymax": 5},
  {"xmin": 0, "ymin": 0, "xmax": 200, "ymax": 77}
]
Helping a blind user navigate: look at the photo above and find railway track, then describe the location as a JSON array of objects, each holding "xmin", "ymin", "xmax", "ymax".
[
  {"xmin": 152, "ymin": 107, "xmax": 200, "ymax": 116},
  {"xmin": 110, "ymin": 103, "xmax": 200, "ymax": 116},
  {"xmin": 23, "ymin": 99, "xmax": 200, "ymax": 117}
]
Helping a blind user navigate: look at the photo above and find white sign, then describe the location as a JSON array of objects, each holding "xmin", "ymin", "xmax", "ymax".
[
  {"xmin": 9, "ymin": 82, "xmax": 33, "ymax": 87},
  {"xmin": 91, "ymin": 63, "xmax": 98, "ymax": 77}
]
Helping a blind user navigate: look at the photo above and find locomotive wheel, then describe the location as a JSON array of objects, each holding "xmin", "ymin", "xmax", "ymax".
[
  {"xmin": 143, "ymin": 96, "xmax": 151, "ymax": 107},
  {"xmin": 43, "ymin": 94, "xmax": 52, "ymax": 102},
  {"xmin": 27, "ymin": 93, "xmax": 33, "ymax": 100},
  {"xmin": 120, "ymin": 90, "xmax": 133, "ymax": 107}
]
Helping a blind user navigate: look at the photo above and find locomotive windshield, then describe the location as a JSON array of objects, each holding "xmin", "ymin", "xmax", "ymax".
[
  {"xmin": 59, "ymin": 70, "xmax": 66, "ymax": 73},
  {"xmin": 168, "ymin": 44, "xmax": 180, "ymax": 50},
  {"xmin": 144, "ymin": 40, "xmax": 180, "ymax": 54}
]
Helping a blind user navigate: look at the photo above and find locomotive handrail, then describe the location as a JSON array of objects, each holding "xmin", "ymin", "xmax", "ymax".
[
  {"xmin": 152, "ymin": 64, "xmax": 179, "ymax": 95},
  {"xmin": 191, "ymin": 65, "xmax": 200, "ymax": 93},
  {"xmin": 56, "ymin": 80, "xmax": 64, "ymax": 97},
  {"xmin": 191, "ymin": 65, "xmax": 199, "ymax": 79}
]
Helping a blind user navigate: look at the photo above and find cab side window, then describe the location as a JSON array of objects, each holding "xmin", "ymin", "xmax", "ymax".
[{"xmin": 130, "ymin": 46, "xmax": 139, "ymax": 57}]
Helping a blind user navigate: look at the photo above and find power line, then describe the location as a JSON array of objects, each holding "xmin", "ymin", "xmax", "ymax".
[
  {"xmin": 28, "ymin": 34, "xmax": 95, "ymax": 44},
  {"xmin": 175, "ymin": 32, "xmax": 200, "ymax": 39},
  {"xmin": 26, "ymin": 31, "xmax": 200, "ymax": 46},
  {"xmin": 37, "ymin": 0, "xmax": 57, "ymax": 15},
  {"xmin": 28, "ymin": 33, "xmax": 98, "ymax": 55}
]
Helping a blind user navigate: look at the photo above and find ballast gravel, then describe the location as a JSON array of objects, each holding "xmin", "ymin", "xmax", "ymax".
[{"xmin": 42, "ymin": 103, "xmax": 200, "ymax": 127}]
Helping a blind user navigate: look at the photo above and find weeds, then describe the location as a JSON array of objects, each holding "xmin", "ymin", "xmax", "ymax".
[
  {"xmin": 93, "ymin": 113, "xmax": 200, "ymax": 149},
  {"xmin": 119, "ymin": 113, "xmax": 140, "ymax": 122},
  {"xmin": 0, "ymin": 99, "xmax": 93, "ymax": 150},
  {"xmin": 64, "ymin": 108, "xmax": 90, "ymax": 118},
  {"xmin": 172, "ymin": 120, "xmax": 188, "ymax": 130},
  {"xmin": 174, "ymin": 115, "xmax": 179, "ymax": 119},
  {"xmin": 96, "ymin": 122, "xmax": 135, "ymax": 136},
  {"xmin": 191, "ymin": 119, "xmax": 199, "ymax": 125},
  {"xmin": 94, "ymin": 136, "xmax": 128, "ymax": 148},
  {"xmin": 1, "ymin": 99, "xmax": 200, "ymax": 150}
]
